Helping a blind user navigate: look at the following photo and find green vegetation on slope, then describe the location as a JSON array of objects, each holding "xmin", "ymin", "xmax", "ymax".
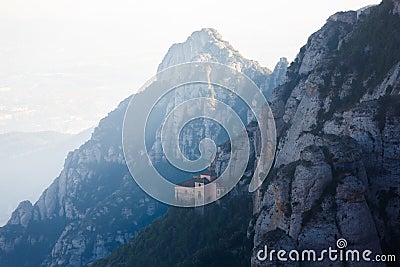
[
  {"xmin": 89, "ymin": 196, "xmax": 253, "ymax": 267},
  {"xmin": 338, "ymin": 0, "xmax": 400, "ymax": 85},
  {"xmin": 319, "ymin": 0, "xmax": 400, "ymax": 118}
]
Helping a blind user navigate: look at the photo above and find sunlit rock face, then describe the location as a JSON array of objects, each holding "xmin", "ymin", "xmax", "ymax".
[{"xmin": 251, "ymin": 2, "xmax": 400, "ymax": 266}]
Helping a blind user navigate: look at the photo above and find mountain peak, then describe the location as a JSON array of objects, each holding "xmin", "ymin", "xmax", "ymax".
[
  {"xmin": 157, "ymin": 28, "xmax": 271, "ymax": 80},
  {"xmin": 187, "ymin": 28, "xmax": 237, "ymax": 53},
  {"xmin": 7, "ymin": 200, "xmax": 33, "ymax": 228},
  {"xmin": 195, "ymin": 28, "xmax": 223, "ymax": 40}
]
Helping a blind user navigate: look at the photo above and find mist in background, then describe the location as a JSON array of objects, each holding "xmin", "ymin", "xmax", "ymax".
[{"xmin": 0, "ymin": 0, "xmax": 380, "ymax": 134}]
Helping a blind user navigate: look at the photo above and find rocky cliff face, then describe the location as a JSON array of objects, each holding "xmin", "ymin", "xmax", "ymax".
[
  {"xmin": 0, "ymin": 29, "xmax": 286, "ymax": 267},
  {"xmin": 252, "ymin": 1, "xmax": 400, "ymax": 266}
]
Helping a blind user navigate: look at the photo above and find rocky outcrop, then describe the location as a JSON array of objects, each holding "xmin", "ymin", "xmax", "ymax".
[
  {"xmin": 252, "ymin": 1, "xmax": 400, "ymax": 266},
  {"xmin": 7, "ymin": 200, "xmax": 33, "ymax": 228},
  {"xmin": 262, "ymin": 57, "xmax": 289, "ymax": 98}
]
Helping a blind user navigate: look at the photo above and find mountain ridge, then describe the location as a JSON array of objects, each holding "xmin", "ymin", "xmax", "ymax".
[{"xmin": 0, "ymin": 28, "xmax": 286, "ymax": 267}]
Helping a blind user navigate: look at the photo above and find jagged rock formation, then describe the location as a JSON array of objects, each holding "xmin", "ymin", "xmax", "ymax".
[
  {"xmin": 8, "ymin": 200, "xmax": 33, "ymax": 228},
  {"xmin": 263, "ymin": 57, "xmax": 289, "ymax": 98},
  {"xmin": 252, "ymin": 1, "xmax": 400, "ymax": 266},
  {"xmin": 0, "ymin": 29, "xmax": 286, "ymax": 267}
]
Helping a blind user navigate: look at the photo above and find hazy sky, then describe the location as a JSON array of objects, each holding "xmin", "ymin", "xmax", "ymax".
[{"xmin": 0, "ymin": 0, "xmax": 380, "ymax": 134}]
